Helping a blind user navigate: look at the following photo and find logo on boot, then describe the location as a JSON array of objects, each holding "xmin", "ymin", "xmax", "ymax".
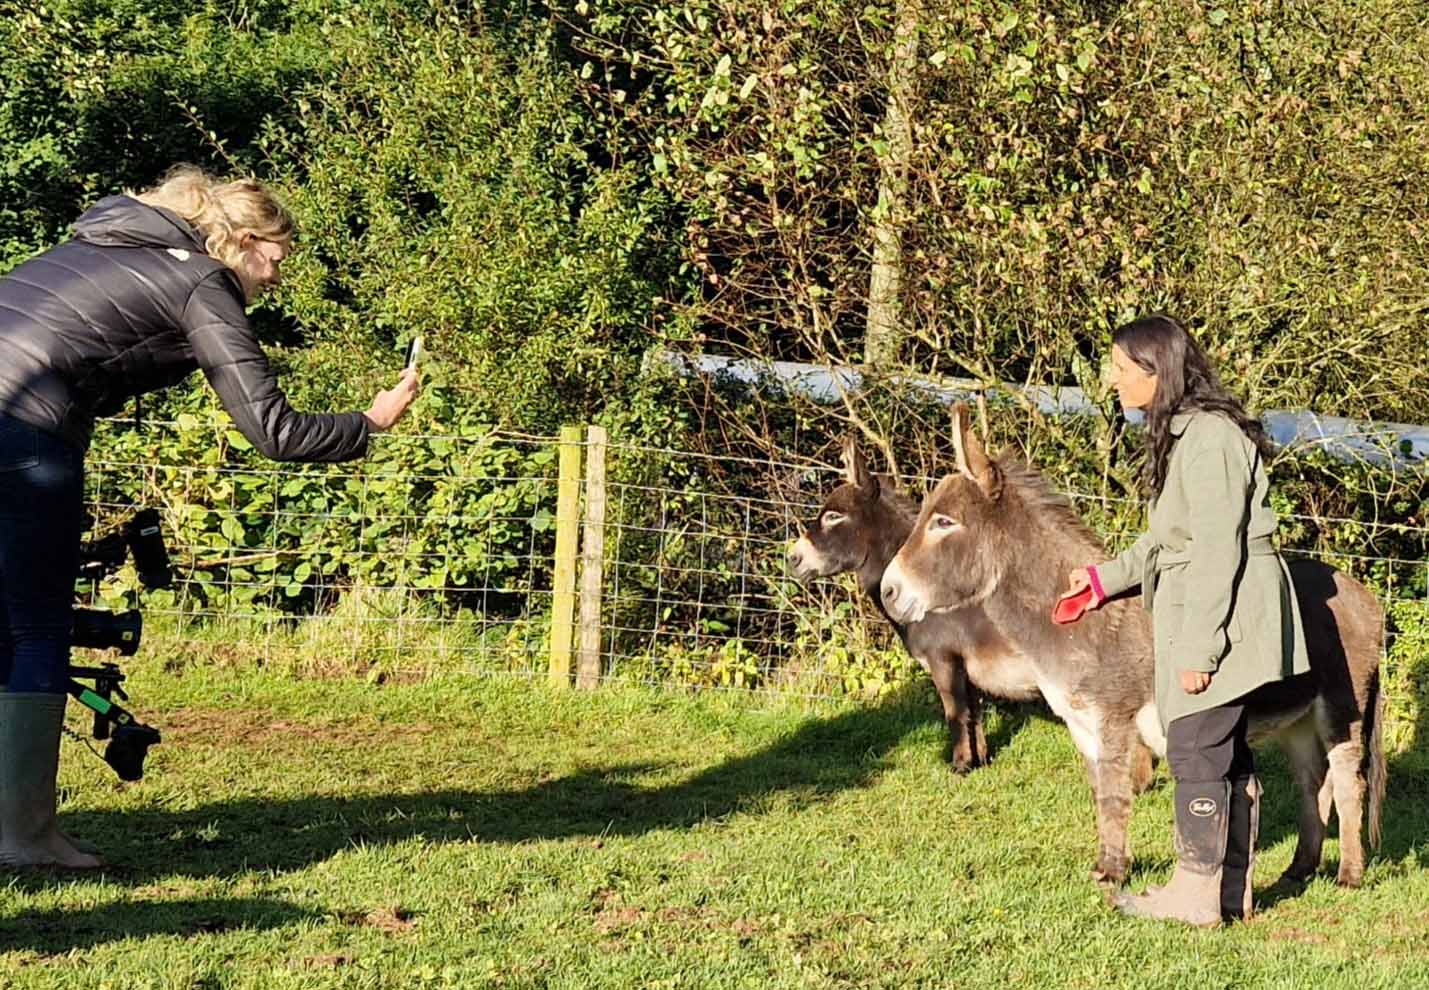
[{"xmin": 1188, "ymin": 797, "xmax": 1219, "ymax": 818}]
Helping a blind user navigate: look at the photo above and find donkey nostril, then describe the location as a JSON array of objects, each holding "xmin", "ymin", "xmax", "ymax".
[
  {"xmin": 789, "ymin": 552, "xmax": 803, "ymax": 569},
  {"xmin": 883, "ymin": 584, "xmax": 898, "ymax": 603}
]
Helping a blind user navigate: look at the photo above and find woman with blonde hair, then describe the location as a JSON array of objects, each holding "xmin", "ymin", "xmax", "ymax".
[{"xmin": 0, "ymin": 165, "xmax": 419, "ymax": 868}]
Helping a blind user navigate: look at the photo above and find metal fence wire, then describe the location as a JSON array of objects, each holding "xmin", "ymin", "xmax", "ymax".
[{"xmin": 78, "ymin": 420, "xmax": 1428, "ymax": 711}]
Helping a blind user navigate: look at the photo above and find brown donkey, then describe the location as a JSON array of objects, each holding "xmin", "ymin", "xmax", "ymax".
[
  {"xmin": 881, "ymin": 406, "xmax": 1386, "ymax": 888},
  {"xmin": 787, "ymin": 438, "xmax": 1039, "ymax": 771}
]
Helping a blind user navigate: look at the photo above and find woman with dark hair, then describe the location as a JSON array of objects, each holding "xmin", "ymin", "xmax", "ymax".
[
  {"xmin": 1058, "ymin": 314, "xmax": 1309, "ymax": 926},
  {"xmin": 0, "ymin": 166, "xmax": 420, "ymax": 869}
]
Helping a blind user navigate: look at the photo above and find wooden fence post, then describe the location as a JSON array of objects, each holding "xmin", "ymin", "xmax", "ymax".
[
  {"xmin": 549, "ymin": 425, "xmax": 583, "ymax": 686},
  {"xmin": 576, "ymin": 425, "xmax": 608, "ymax": 689}
]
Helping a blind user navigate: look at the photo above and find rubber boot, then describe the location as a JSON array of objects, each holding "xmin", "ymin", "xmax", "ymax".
[
  {"xmin": 1112, "ymin": 779, "xmax": 1229, "ymax": 927},
  {"xmin": 0, "ymin": 684, "xmax": 99, "ymax": 856},
  {"xmin": 0, "ymin": 692, "xmax": 104, "ymax": 869},
  {"xmin": 1221, "ymin": 775, "xmax": 1260, "ymax": 922}
]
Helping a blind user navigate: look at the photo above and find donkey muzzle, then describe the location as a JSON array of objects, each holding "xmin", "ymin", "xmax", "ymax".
[{"xmin": 880, "ymin": 559, "xmax": 927, "ymax": 624}]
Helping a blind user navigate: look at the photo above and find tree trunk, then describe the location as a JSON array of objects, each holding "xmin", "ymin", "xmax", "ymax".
[{"xmin": 864, "ymin": 1, "xmax": 919, "ymax": 369}]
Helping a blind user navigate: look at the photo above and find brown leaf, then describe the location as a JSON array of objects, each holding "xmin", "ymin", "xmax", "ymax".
[
  {"xmin": 366, "ymin": 906, "xmax": 417, "ymax": 932},
  {"xmin": 730, "ymin": 918, "xmax": 761, "ymax": 938}
]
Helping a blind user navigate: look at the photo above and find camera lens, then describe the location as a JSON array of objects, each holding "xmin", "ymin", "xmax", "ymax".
[
  {"xmin": 77, "ymin": 532, "xmax": 128, "ymax": 582},
  {"xmin": 71, "ymin": 608, "xmax": 142, "ymax": 656}
]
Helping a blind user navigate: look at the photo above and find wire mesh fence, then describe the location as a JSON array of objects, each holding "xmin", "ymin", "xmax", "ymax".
[{"xmin": 78, "ymin": 418, "xmax": 1429, "ymax": 716}]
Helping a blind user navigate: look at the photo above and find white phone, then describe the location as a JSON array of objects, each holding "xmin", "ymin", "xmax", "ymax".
[{"xmin": 404, "ymin": 334, "xmax": 423, "ymax": 371}]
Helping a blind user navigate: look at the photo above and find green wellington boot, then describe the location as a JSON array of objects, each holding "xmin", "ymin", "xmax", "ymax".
[{"xmin": 0, "ymin": 692, "xmax": 104, "ymax": 869}]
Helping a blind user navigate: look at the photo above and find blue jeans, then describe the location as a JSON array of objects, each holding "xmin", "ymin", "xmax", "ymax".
[{"xmin": 0, "ymin": 414, "xmax": 85, "ymax": 693}]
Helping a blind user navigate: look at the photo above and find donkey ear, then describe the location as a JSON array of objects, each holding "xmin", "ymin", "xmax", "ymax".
[
  {"xmin": 949, "ymin": 403, "xmax": 973, "ymax": 478},
  {"xmin": 959, "ymin": 410, "xmax": 1002, "ymax": 500},
  {"xmin": 840, "ymin": 435, "xmax": 878, "ymax": 494},
  {"xmin": 950, "ymin": 402, "xmax": 1001, "ymax": 499}
]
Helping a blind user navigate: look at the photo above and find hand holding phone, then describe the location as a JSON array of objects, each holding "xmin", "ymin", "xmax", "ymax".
[{"xmin": 365, "ymin": 338, "xmax": 423, "ymax": 432}]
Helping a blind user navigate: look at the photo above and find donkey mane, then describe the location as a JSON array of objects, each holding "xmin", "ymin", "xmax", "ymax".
[
  {"xmin": 995, "ymin": 457, "xmax": 1110, "ymax": 556},
  {"xmin": 987, "ymin": 454, "xmax": 1144, "ymax": 645}
]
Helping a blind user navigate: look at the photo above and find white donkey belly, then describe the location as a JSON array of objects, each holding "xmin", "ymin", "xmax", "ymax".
[
  {"xmin": 963, "ymin": 646, "xmax": 1041, "ymax": 701},
  {"xmin": 1137, "ymin": 704, "xmax": 1167, "ymax": 759},
  {"xmin": 1037, "ymin": 675, "xmax": 1103, "ymax": 763}
]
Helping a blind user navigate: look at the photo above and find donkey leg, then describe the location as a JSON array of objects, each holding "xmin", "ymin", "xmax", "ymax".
[
  {"xmin": 1090, "ymin": 728, "xmax": 1137, "ymax": 886},
  {"xmin": 1131, "ymin": 740, "xmax": 1157, "ymax": 795},
  {"xmin": 971, "ymin": 688, "xmax": 989, "ymax": 767},
  {"xmin": 929, "ymin": 655, "xmax": 978, "ymax": 773},
  {"xmin": 1278, "ymin": 725, "xmax": 1329, "ymax": 885},
  {"xmin": 1327, "ymin": 737, "xmax": 1368, "ymax": 888}
]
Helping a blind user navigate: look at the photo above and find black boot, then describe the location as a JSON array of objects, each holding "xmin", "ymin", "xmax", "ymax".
[
  {"xmin": 1113, "ymin": 779, "xmax": 1230, "ymax": 927},
  {"xmin": 1221, "ymin": 775, "xmax": 1260, "ymax": 922}
]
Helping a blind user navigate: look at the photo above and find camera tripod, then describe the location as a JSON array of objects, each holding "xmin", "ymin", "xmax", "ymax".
[
  {"xmin": 64, "ymin": 662, "xmax": 160, "ymax": 782},
  {"xmin": 64, "ymin": 506, "xmax": 169, "ymax": 782}
]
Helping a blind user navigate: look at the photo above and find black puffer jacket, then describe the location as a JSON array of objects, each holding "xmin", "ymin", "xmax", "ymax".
[{"xmin": 0, "ymin": 196, "xmax": 369, "ymax": 461}]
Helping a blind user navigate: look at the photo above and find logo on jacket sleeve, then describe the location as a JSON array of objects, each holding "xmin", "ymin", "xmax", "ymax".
[{"xmin": 166, "ymin": 248, "xmax": 191, "ymax": 261}]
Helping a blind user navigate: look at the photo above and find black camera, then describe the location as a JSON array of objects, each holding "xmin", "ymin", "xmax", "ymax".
[
  {"xmin": 104, "ymin": 721, "xmax": 162, "ymax": 782},
  {"xmin": 67, "ymin": 507, "xmax": 167, "ymax": 782},
  {"xmin": 68, "ymin": 663, "xmax": 162, "ymax": 782},
  {"xmin": 78, "ymin": 507, "xmax": 171, "ymax": 589},
  {"xmin": 72, "ymin": 607, "xmax": 142, "ymax": 656},
  {"xmin": 71, "ymin": 506, "xmax": 170, "ymax": 659}
]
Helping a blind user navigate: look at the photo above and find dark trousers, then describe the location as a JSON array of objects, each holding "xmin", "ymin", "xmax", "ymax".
[
  {"xmin": 0, "ymin": 414, "xmax": 85, "ymax": 693},
  {"xmin": 1167, "ymin": 703, "xmax": 1255, "ymax": 783}
]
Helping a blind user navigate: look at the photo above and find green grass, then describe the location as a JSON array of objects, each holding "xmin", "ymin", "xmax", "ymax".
[{"xmin": 3, "ymin": 663, "xmax": 1427, "ymax": 989}]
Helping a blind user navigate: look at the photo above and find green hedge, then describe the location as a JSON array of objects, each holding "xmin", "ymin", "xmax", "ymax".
[{"xmin": 3, "ymin": 2, "xmax": 1425, "ymax": 730}]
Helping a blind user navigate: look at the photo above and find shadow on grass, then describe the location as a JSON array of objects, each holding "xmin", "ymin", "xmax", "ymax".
[
  {"xmin": 50, "ymin": 684, "xmax": 1038, "ymax": 884},
  {"xmin": 0, "ymin": 897, "xmax": 317, "ymax": 954},
  {"xmin": 50, "ymin": 676, "xmax": 1425, "ymax": 910}
]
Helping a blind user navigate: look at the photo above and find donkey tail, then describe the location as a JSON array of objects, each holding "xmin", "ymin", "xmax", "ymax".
[{"xmin": 1365, "ymin": 666, "xmax": 1387, "ymax": 850}]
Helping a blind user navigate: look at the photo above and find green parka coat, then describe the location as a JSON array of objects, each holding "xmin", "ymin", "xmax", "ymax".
[{"xmin": 1094, "ymin": 409, "xmax": 1310, "ymax": 728}]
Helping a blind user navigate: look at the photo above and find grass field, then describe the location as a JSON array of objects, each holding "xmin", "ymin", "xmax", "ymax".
[{"xmin": 2, "ymin": 664, "xmax": 1426, "ymax": 989}]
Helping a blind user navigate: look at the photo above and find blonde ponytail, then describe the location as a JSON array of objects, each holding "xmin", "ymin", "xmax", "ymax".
[{"xmin": 130, "ymin": 165, "xmax": 294, "ymax": 272}]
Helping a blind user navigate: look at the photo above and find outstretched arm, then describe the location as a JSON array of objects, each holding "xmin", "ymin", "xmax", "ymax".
[{"xmin": 183, "ymin": 272, "xmax": 415, "ymax": 461}]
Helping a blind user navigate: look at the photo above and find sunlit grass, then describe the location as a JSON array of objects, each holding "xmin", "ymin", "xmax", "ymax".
[{"xmin": 2, "ymin": 662, "xmax": 1425, "ymax": 989}]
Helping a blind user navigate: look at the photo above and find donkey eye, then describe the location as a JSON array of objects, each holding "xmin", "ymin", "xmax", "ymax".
[
  {"xmin": 821, "ymin": 511, "xmax": 847, "ymax": 527},
  {"xmin": 929, "ymin": 514, "xmax": 963, "ymax": 533}
]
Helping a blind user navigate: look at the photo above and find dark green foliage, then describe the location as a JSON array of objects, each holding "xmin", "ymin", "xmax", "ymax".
[
  {"xmin": 2, "ymin": 1, "xmax": 1425, "ymax": 722},
  {"xmin": 571, "ymin": 0, "xmax": 1429, "ymax": 424}
]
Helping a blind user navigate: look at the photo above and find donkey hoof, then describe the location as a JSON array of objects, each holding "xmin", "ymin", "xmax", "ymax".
[
  {"xmin": 1335, "ymin": 867, "xmax": 1364, "ymax": 889},
  {"xmin": 1270, "ymin": 870, "xmax": 1311, "ymax": 893},
  {"xmin": 1091, "ymin": 861, "xmax": 1128, "ymax": 887}
]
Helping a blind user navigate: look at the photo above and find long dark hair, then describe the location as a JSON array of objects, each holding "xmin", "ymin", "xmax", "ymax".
[{"xmin": 1113, "ymin": 315, "xmax": 1273, "ymax": 496}]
